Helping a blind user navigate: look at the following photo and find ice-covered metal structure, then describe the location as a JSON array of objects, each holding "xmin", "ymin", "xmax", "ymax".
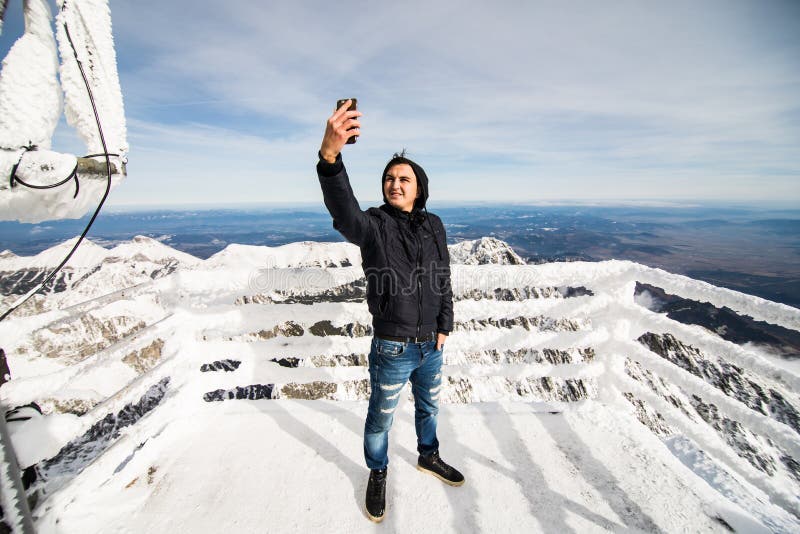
[
  {"xmin": 1, "ymin": 1, "xmax": 127, "ymax": 530},
  {"xmin": 0, "ymin": 0, "xmax": 127, "ymax": 223}
]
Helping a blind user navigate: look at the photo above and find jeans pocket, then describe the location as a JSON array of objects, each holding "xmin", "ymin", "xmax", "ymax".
[{"xmin": 377, "ymin": 339, "xmax": 406, "ymax": 357}]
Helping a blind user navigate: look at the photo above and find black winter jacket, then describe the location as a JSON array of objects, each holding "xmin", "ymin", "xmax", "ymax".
[{"xmin": 317, "ymin": 153, "xmax": 453, "ymax": 338}]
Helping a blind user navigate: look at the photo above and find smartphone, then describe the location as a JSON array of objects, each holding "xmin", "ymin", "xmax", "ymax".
[{"xmin": 336, "ymin": 98, "xmax": 358, "ymax": 144}]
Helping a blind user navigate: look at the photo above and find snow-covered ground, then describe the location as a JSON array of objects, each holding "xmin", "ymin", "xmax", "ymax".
[{"xmin": 30, "ymin": 400, "xmax": 760, "ymax": 533}]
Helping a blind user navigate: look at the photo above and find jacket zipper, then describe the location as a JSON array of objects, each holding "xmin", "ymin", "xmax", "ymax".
[{"xmin": 415, "ymin": 225, "xmax": 423, "ymax": 339}]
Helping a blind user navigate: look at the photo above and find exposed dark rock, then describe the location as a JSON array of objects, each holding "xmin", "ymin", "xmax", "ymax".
[
  {"xmin": 509, "ymin": 376, "xmax": 594, "ymax": 403},
  {"xmin": 622, "ymin": 392, "xmax": 673, "ymax": 436},
  {"xmin": 766, "ymin": 389, "xmax": 800, "ymax": 437},
  {"xmin": 635, "ymin": 282, "xmax": 800, "ymax": 357},
  {"xmin": 310, "ymin": 353, "xmax": 368, "ymax": 367},
  {"xmin": 446, "ymin": 377, "xmax": 474, "ymax": 402},
  {"xmin": 269, "ymin": 348, "xmax": 594, "ymax": 368},
  {"xmin": 147, "ymin": 466, "xmax": 158, "ymax": 485},
  {"xmin": 455, "ymin": 315, "xmax": 583, "ymax": 332},
  {"xmin": 200, "ymin": 359, "xmax": 242, "ymax": 372},
  {"xmin": 781, "ymin": 454, "xmax": 800, "ymax": 482},
  {"xmin": 269, "ymin": 348, "xmax": 595, "ymax": 369},
  {"xmin": 0, "ymin": 268, "xmax": 70, "ymax": 295},
  {"xmin": 39, "ymin": 398, "xmax": 96, "ymax": 416},
  {"xmin": 448, "ymin": 237, "xmax": 526, "ymax": 265},
  {"xmin": 561, "ymin": 286, "xmax": 595, "ymax": 298},
  {"xmin": 236, "ymin": 279, "xmax": 594, "ymax": 306},
  {"xmin": 713, "ymin": 516, "xmax": 735, "ymax": 532},
  {"xmin": 236, "ymin": 279, "xmax": 367, "ymax": 305},
  {"xmin": 308, "ymin": 320, "xmax": 372, "ymax": 337},
  {"xmin": 40, "ymin": 377, "xmax": 170, "ymax": 483},
  {"xmin": 638, "ymin": 332, "xmax": 800, "ymax": 435},
  {"xmin": 781, "ymin": 455, "xmax": 800, "ymax": 484},
  {"xmin": 624, "ymin": 358, "xmax": 696, "ymax": 421},
  {"xmin": 21, "ymin": 465, "xmax": 37, "ymax": 490},
  {"xmin": 625, "ymin": 354, "xmax": 800, "ymax": 484},
  {"xmin": 24, "ymin": 314, "xmax": 147, "ymax": 364},
  {"xmin": 271, "ymin": 357, "xmax": 301, "ymax": 368},
  {"xmin": 691, "ymin": 395, "xmax": 777, "ymax": 476},
  {"xmin": 280, "ymin": 381, "xmax": 337, "ymax": 400},
  {"xmin": 339, "ymin": 379, "xmax": 370, "ymax": 399},
  {"xmin": 436, "ymin": 376, "xmax": 596, "ymax": 403},
  {"xmin": 203, "ymin": 384, "xmax": 275, "ymax": 402},
  {"xmin": 70, "ymin": 265, "xmax": 103, "ymax": 289},
  {"xmin": 148, "ymin": 260, "xmax": 180, "ymax": 279},
  {"xmin": 250, "ymin": 321, "xmax": 304, "ymax": 339},
  {"xmin": 455, "ymin": 286, "xmax": 593, "ymax": 301},
  {"xmin": 122, "ymin": 339, "xmax": 165, "ymax": 374},
  {"xmin": 0, "ymin": 348, "xmax": 9, "ymax": 386}
]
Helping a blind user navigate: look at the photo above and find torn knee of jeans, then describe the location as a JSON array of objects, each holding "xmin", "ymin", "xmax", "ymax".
[
  {"xmin": 429, "ymin": 384, "xmax": 442, "ymax": 395},
  {"xmin": 385, "ymin": 389, "xmax": 403, "ymax": 401},
  {"xmin": 380, "ymin": 405, "xmax": 397, "ymax": 414},
  {"xmin": 380, "ymin": 382, "xmax": 404, "ymax": 392}
]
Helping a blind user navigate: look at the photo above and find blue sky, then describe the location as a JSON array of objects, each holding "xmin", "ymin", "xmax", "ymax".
[{"xmin": 2, "ymin": 0, "xmax": 799, "ymax": 208}]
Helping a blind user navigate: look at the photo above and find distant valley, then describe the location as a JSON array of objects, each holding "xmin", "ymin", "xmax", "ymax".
[{"xmin": 1, "ymin": 203, "xmax": 798, "ymax": 307}]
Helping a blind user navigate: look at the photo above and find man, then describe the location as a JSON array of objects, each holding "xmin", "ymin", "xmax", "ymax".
[{"xmin": 317, "ymin": 100, "xmax": 464, "ymax": 522}]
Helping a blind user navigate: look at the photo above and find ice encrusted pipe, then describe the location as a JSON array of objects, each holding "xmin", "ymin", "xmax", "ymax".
[
  {"xmin": 0, "ymin": 411, "xmax": 35, "ymax": 533},
  {"xmin": 0, "ymin": 0, "xmax": 62, "ymax": 151},
  {"xmin": 56, "ymin": 0, "xmax": 127, "ymax": 156}
]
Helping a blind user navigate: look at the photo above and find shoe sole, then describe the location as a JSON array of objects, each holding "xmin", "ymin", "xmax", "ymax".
[
  {"xmin": 366, "ymin": 508, "xmax": 385, "ymax": 523},
  {"xmin": 416, "ymin": 464, "xmax": 465, "ymax": 487}
]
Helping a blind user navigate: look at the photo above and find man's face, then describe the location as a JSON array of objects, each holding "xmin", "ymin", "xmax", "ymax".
[{"xmin": 383, "ymin": 163, "xmax": 419, "ymax": 213}]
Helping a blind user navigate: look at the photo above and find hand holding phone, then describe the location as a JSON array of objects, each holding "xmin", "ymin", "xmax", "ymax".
[
  {"xmin": 336, "ymin": 98, "xmax": 359, "ymax": 144},
  {"xmin": 320, "ymin": 98, "xmax": 361, "ymax": 163}
]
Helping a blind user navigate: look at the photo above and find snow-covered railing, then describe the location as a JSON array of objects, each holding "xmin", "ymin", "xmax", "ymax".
[
  {"xmin": 3, "ymin": 241, "xmax": 800, "ymax": 525},
  {"xmin": 456, "ymin": 259, "xmax": 800, "ymax": 514},
  {"xmin": 0, "ymin": 407, "xmax": 35, "ymax": 534}
]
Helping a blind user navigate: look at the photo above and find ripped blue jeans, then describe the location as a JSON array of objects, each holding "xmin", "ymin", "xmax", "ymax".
[{"xmin": 364, "ymin": 336, "xmax": 443, "ymax": 470}]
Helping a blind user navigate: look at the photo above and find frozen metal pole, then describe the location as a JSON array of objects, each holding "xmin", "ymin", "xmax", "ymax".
[{"xmin": 0, "ymin": 402, "xmax": 36, "ymax": 534}]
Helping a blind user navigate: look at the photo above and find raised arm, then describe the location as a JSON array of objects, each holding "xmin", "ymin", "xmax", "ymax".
[{"xmin": 317, "ymin": 100, "xmax": 374, "ymax": 247}]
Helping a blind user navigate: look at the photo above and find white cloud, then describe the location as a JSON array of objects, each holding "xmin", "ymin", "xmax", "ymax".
[{"xmin": 98, "ymin": 0, "xmax": 800, "ymax": 205}]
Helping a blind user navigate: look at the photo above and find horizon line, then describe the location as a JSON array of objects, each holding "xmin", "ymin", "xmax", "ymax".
[{"xmin": 102, "ymin": 198, "xmax": 800, "ymax": 213}]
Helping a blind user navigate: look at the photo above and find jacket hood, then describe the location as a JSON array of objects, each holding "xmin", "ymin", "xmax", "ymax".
[{"xmin": 380, "ymin": 154, "xmax": 429, "ymax": 211}]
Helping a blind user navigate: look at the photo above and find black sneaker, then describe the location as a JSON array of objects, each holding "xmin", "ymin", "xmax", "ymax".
[
  {"xmin": 417, "ymin": 451, "xmax": 465, "ymax": 487},
  {"xmin": 365, "ymin": 468, "xmax": 387, "ymax": 522}
]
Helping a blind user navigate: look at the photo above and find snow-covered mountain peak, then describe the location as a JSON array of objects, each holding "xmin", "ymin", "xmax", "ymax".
[
  {"xmin": 1, "ymin": 237, "xmax": 109, "ymax": 271},
  {"xmin": 208, "ymin": 241, "xmax": 360, "ymax": 269},
  {"xmin": 449, "ymin": 236, "xmax": 526, "ymax": 265},
  {"xmin": 107, "ymin": 236, "xmax": 200, "ymax": 265}
]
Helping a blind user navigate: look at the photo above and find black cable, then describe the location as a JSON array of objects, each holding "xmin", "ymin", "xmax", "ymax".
[
  {"xmin": 0, "ymin": 12, "xmax": 116, "ymax": 323},
  {"xmin": 83, "ymin": 152, "xmax": 119, "ymax": 159},
  {"xmin": 10, "ymin": 151, "xmax": 122, "ymax": 197},
  {"xmin": 10, "ymin": 159, "xmax": 80, "ymax": 198}
]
